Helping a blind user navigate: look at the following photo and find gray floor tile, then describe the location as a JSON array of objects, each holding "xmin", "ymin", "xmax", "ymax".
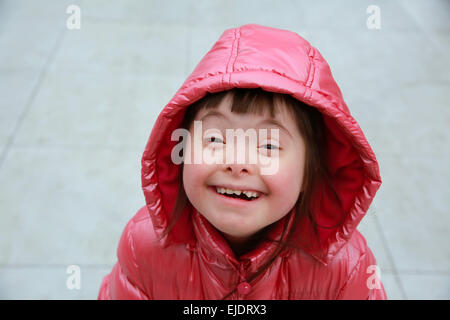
[
  {"xmin": 353, "ymin": 82, "xmax": 449, "ymax": 157},
  {"xmin": 0, "ymin": 20, "xmax": 61, "ymax": 71},
  {"xmin": 0, "ymin": 146, "xmax": 144, "ymax": 266},
  {"xmin": 357, "ymin": 212, "xmax": 394, "ymax": 273},
  {"xmin": 398, "ymin": 272, "xmax": 450, "ymax": 300},
  {"xmin": 432, "ymin": 31, "xmax": 450, "ymax": 69},
  {"xmin": 372, "ymin": 154, "xmax": 450, "ymax": 273},
  {"xmin": 309, "ymin": 28, "xmax": 447, "ymax": 93},
  {"xmin": 49, "ymin": 19, "xmax": 188, "ymax": 77},
  {"xmin": 0, "ymin": 0, "xmax": 73, "ymax": 71},
  {"xmin": 12, "ymin": 70, "xmax": 185, "ymax": 148},
  {"xmin": 185, "ymin": 0, "xmax": 417, "ymax": 31},
  {"xmin": 399, "ymin": 0, "xmax": 450, "ymax": 31},
  {"xmin": 295, "ymin": 0, "xmax": 417, "ymax": 30},
  {"xmin": 0, "ymin": 70, "xmax": 40, "ymax": 145},
  {"xmin": 380, "ymin": 271, "xmax": 406, "ymax": 300},
  {"xmin": 0, "ymin": 0, "xmax": 79, "ymax": 24},
  {"xmin": 187, "ymin": 0, "xmax": 309, "ymax": 30},
  {"xmin": 0, "ymin": 265, "xmax": 111, "ymax": 299},
  {"xmin": 79, "ymin": 0, "xmax": 190, "ymax": 26}
]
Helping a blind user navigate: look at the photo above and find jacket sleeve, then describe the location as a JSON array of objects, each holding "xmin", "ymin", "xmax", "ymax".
[
  {"xmin": 335, "ymin": 246, "xmax": 388, "ymax": 300},
  {"xmin": 97, "ymin": 217, "xmax": 151, "ymax": 300}
]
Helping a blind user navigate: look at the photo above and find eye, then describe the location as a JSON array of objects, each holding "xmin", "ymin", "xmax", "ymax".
[
  {"xmin": 260, "ymin": 143, "xmax": 279, "ymax": 150},
  {"xmin": 206, "ymin": 136, "xmax": 224, "ymax": 144}
]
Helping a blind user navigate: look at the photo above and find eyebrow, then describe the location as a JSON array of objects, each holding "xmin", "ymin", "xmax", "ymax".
[
  {"xmin": 199, "ymin": 110, "xmax": 293, "ymax": 139},
  {"xmin": 200, "ymin": 110, "xmax": 228, "ymax": 122}
]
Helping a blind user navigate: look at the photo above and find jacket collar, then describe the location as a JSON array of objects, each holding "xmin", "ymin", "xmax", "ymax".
[{"xmin": 191, "ymin": 205, "xmax": 296, "ymax": 272}]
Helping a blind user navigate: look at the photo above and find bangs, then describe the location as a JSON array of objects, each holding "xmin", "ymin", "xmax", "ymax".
[
  {"xmin": 182, "ymin": 88, "xmax": 286, "ymax": 130},
  {"xmin": 180, "ymin": 88, "xmax": 317, "ymax": 141},
  {"xmin": 226, "ymin": 88, "xmax": 278, "ymax": 118}
]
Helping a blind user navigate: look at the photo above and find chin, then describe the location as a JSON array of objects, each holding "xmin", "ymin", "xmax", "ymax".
[
  {"xmin": 218, "ymin": 221, "xmax": 262, "ymax": 239},
  {"xmin": 209, "ymin": 217, "xmax": 249, "ymax": 236}
]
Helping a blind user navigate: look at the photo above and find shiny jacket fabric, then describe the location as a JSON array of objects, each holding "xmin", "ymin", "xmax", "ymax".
[{"xmin": 98, "ymin": 24, "xmax": 387, "ymax": 300}]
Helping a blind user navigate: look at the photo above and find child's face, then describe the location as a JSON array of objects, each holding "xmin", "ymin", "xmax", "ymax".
[{"xmin": 182, "ymin": 94, "xmax": 305, "ymax": 247}]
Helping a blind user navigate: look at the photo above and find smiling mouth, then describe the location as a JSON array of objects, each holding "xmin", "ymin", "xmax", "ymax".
[{"xmin": 210, "ymin": 186, "xmax": 261, "ymax": 201}]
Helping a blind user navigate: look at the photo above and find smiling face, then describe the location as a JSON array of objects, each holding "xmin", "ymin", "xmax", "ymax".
[{"xmin": 182, "ymin": 92, "xmax": 306, "ymax": 251}]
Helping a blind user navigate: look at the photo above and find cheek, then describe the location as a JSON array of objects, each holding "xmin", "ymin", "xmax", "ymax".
[
  {"xmin": 182, "ymin": 164, "xmax": 209, "ymax": 200},
  {"xmin": 268, "ymin": 159, "xmax": 304, "ymax": 201}
]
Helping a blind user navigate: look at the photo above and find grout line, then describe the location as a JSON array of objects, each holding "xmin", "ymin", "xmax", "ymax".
[
  {"xmin": 372, "ymin": 210, "xmax": 408, "ymax": 300},
  {"xmin": 0, "ymin": 27, "xmax": 67, "ymax": 171},
  {"xmin": 398, "ymin": 0, "xmax": 447, "ymax": 60},
  {"xmin": 184, "ymin": 2, "xmax": 194, "ymax": 77},
  {"xmin": 185, "ymin": 22, "xmax": 191, "ymax": 77}
]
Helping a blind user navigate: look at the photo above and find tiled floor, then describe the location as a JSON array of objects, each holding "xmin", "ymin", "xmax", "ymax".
[{"xmin": 0, "ymin": 0, "xmax": 449, "ymax": 299}]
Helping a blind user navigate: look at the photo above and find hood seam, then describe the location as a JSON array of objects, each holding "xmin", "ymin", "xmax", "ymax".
[
  {"xmin": 231, "ymin": 27, "xmax": 241, "ymax": 74},
  {"xmin": 184, "ymin": 67, "xmax": 309, "ymax": 93},
  {"xmin": 305, "ymin": 46, "xmax": 316, "ymax": 88}
]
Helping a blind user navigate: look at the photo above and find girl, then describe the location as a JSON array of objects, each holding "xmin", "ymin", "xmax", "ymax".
[{"xmin": 98, "ymin": 24, "xmax": 387, "ymax": 300}]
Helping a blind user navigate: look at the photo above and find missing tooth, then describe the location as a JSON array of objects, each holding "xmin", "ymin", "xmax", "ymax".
[{"xmin": 222, "ymin": 192, "xmax": 254, "ymax": 201}]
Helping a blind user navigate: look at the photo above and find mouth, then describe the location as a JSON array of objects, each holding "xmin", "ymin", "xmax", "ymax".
[{"xmin": 208, "ymin": 185, "xmax": 264, "ymax": 205}]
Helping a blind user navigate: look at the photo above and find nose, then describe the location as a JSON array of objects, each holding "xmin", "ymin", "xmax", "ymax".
[
  {"xmin": 226, "ymin": 163, "xmax": 253, "ymax": 176},
  {"xmin": 222, "ymin": 135, "xmax": 259, "ymax": 176}
]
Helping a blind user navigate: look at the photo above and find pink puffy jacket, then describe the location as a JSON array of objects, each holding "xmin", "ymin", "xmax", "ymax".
[{"xmin": 98, "ymin": 24, "xmax": 387, "ymax": 300}]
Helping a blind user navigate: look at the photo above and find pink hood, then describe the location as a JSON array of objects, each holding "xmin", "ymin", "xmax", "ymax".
[{"xmin": 141, "ymin": 24, "xmax": 381, "ymax": 264}]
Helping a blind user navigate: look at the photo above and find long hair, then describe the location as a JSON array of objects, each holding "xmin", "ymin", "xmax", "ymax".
[{"xmin": 160, "ymin": 87, "xmax": 341, "ymax": 299}]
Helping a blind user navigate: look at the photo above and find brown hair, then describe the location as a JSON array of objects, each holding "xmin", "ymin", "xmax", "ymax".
[{"xmin": 161, "ymin": 87, "xmax": 340, "ymax": 299}]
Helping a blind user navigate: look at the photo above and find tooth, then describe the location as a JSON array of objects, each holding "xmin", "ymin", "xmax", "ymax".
[
  {"xmin": 215, "ymin": 187, "xmax": 260, "ymax": 198},
  {"xmin": 243, "ymin": 191, "xmax": 259, "ymax": 198},
  {"xmin": 217, "ymin": 187, "xmax": 225, "ymax": 194}
]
